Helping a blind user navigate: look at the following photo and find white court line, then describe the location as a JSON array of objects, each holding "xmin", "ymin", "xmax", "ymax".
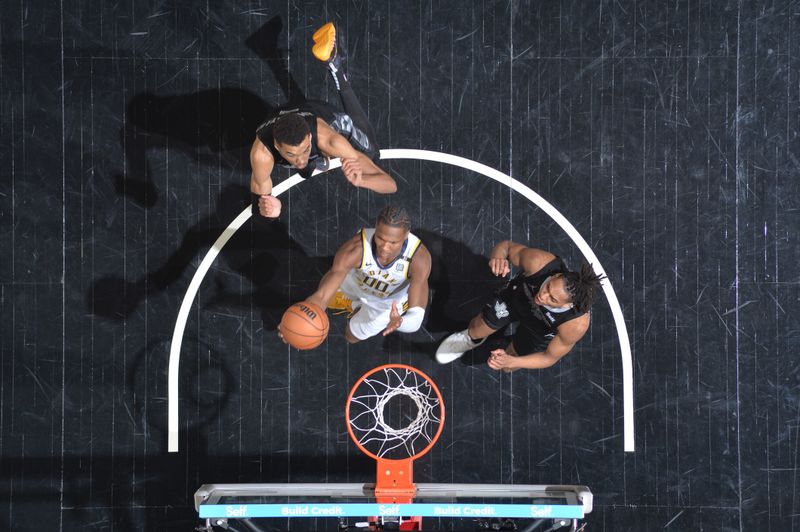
[{"xmin": 167, "ymin": 150, "xmax": 634, "ymax": 453}]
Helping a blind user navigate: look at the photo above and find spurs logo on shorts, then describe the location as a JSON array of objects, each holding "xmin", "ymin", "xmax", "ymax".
[{"xmin": 494, "ymin": 301, "xmax": 509, "ymax": 319}]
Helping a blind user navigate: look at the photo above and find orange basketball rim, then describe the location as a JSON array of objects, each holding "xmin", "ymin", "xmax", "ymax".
[{"xmin": 346, "ymin": 364, "xmax": 445, "ymax": 507}]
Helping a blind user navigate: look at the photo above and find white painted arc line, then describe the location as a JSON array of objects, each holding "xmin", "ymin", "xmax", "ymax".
[
  {"xmin": 382, "ymin": 149, "xmax": 635, "ymax": 452},
  {"xmin": 166, "ymin": 207, "xmax": 250, "ymax": 452},
  {"xmin": 167, "ymin": 149, "xmax": 634, "ymax": 453},
  {"xmin": 166, "ymin": 172, "xmax": 311, "ymax": 453}
]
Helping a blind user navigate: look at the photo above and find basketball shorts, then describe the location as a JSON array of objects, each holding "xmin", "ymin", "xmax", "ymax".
[
  {"xmin": 480, "ymin": 290, "xmax": 551, "ymax": 355},
  {"xmin": 345, "ymin": 299, "xmax": 410, "ymax": 340}
]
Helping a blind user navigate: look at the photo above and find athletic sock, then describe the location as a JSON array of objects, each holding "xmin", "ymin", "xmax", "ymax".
[{"xmin": 328, "ymin": 62, "xmax": 345, "ymax": 91}]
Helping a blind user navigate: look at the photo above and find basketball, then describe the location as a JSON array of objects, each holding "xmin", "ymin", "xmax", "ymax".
[{"xmin": 280, "ymin": 301, "xmax": 329, "ymax": 349}]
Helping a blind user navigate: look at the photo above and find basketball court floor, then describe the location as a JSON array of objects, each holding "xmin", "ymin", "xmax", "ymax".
[{"xmin": 1, "ymin": 1, "xmax": 799, "ymax": 530}]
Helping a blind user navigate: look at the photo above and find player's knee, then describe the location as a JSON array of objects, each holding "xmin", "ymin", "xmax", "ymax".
[
  {"xmin": 345, "ymin": 326, "xmax": 361, "ymax": 344},
  {"xmin": 468, "ymin": 314, "xmax": 491, "ymax": 336}
]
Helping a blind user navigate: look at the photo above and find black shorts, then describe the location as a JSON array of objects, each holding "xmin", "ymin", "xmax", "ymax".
[
  {"xmin": 480, "ymin": 291, "xmax": 552, "ymax": 355},
  {"xmin": 299, "ymin": 99, "xmax": 339, "ymax": 123}
]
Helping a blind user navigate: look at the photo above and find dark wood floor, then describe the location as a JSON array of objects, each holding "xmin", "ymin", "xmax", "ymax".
[{"xmin": 1, "ymin": 1, "xmax": 799, "ymax": 530}]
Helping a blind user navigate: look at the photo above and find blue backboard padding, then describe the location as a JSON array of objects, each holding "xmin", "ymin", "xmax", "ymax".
[{"xmin": 199, "ymin": 502, "xmax": 584, "ymax": 519}]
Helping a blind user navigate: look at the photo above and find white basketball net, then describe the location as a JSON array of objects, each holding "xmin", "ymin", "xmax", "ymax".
[{"xmin": 348, "ymin": 366, "xmax": 442, "ymax": 460}]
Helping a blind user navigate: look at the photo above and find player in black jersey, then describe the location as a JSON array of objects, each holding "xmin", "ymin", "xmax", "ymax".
[
  {"xmin": 251, "ymin": 23, "xmax": 396, "ymax": 218},
  {"xmin": 436, "ymin": 241, "xmax": 605, "ymax": 371}
]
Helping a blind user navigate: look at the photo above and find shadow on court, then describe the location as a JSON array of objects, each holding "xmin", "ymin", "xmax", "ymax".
[
  {"xmin": 0, "ymin": 451, "xmax": 372, "ymax": 532},
  {"xmin": 8, "ymin": 335, "xmax": 377, "ymax": 532},
  {"xmin": 114, "ymin": 89, "xmax": 271, "ymax": 208},
  {"xmin": 379, "ymin": 228, "xmax": 512, "ymax": 365},
  {"xmin": 90, "ymin": 15, "xmax": 326, "ymax": 324},
  {"xmin": 114, "ymin": 15, "xmax": 302, "ymax": 209},
  {"xmin": 2, "ymin": 331, "xmax": 369, "ymax": 531},
  {"xmin": 86, "ymin": 184, "xmax": 331, "ymax": 333}
]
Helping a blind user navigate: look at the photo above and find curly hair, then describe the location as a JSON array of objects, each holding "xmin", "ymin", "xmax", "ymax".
[
  {"xmin": 376, "ymin": 206, "xmax": 411, "ymax": 231},
  {"xmin": 561, "ymin": 263, "xmax": 606, "ymax": 314},
  {"xmin": 272, "ymin": 113, "xmax": 311, "ymax": 146}
]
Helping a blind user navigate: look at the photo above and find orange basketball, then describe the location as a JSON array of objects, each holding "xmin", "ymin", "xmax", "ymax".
[{"xmin": 280, "ymin": 301, "xmax": 329, "ymax": 349}]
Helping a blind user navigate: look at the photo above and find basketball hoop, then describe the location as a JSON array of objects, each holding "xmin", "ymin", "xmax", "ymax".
[
  {"xmin": 346, "ymin": 364, "xmax": 445, "ymax": 507},
  {"xmin": 196, "ymin": 365, "xmax": 594, "ymax": 531}
]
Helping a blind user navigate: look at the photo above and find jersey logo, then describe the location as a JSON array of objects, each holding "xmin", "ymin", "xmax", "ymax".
[
  {"xmin": 364, "ymin": 262, "xmax": 373, "ymax": 267},
  {"xmin": 494, "ymin": 301, "xmax": 509, "ymax": 319},
  {"xmin": 545, "ymin": 312, "xmax": 556, "ymax": 323},
  {"xmin": 395, "ymin": 263, "xmax": 404, "ymax": 272}
]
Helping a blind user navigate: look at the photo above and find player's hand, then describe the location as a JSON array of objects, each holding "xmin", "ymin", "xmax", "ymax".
[
  {"xmin": 488, "ymin": 349, "xmax": 518, "ymax": 372},
  {"xmin": 488, "ymin": 257, "xmax": 510, "ymax": 277},
  {"xmin": 342, "ymin": 158, "xmax": 365, "ymax": 187},
  {"xmin": 258, "ymin": 194, "xmax": 282, "ymax": 218},
  {"xmin": 382, "ymin": 301, "xmax": 403, "ymax": 336},
  {"xmin": 276, "ymin": 323, "xmax": 288, "ymax": 344}
]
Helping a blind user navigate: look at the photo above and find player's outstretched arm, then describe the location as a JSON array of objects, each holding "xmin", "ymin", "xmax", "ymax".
[
  {"xmin": 488, "ymin": 315, "xmax": 590, "ymax": 371},
  {"xmin": 406, "ymin": 245, "xmax": 431, "ymax": 310},
  {"xmin": 306, "ymin": 235, "xmax": 362, "ymax": 310},
  {"xmin": 490, "ymin": 240, "xmax": 556, "ymax": 276},
  {"xmin": 250, "ymin": 137, "xmax": 275, "ymax": 194},
  {"xmin": 316, "ymin": 122, "xmax": 397, "ymax": 194},
  {"xmin": 250, "ymin": 138, "xmax": 281, "ymax": 218},
  {"xmin": 387, "ymin": 245, "xmax": 431, "ymax": 335}
]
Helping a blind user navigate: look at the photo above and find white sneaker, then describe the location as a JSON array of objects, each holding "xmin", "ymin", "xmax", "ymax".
[{"xmin": 435, "ymin": 330, "xmax": 485, "ymax": 364}]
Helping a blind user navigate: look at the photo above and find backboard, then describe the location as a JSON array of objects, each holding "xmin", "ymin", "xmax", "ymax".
[
  {"xmin": 194, "ymin": 365, "xmax": 592, "ymax": 530},
  {"xmin": 194, "ymin": 482, "xmax": 592, "ymax": 530}
]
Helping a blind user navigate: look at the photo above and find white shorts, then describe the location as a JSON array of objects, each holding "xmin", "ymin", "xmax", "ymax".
[{"xmin": 340, "ymin": 276, "xmax": 409, "ymax": 340}]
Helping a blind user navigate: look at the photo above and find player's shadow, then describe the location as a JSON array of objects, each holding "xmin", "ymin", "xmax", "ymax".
[
  {"xmin": 244, "ymin": 14, "xmax": 306, "ymax": 106},
  {"xmin": 85, "ymin": 248, "xmax": 364, "ymax": 532},
  {"xmin": 381, "ymin": 229, "xmax": 511, "ymax": 365},
  {"xmin": 113, "ymin": 336, "xmax": 375, "ymax": 531},
  {"xmin": 116, "ymin": 15, "xmax": 303, "ymax": 208},
  {"xmin": 97, "ymin": 15, "xmax": 325, "ymax": 324},
  {"xmin": 114, "ymin": 89, "xmax": 271, "ymax": 208},
  {"xmin": 87, "ymin": 184, "xmax": 329, "ymax": 332},
  {"xmin": 201, "ymin": 226, "xmax": 332, "ymax": 332},
  {"xmin": 0, "ymin": 451, "xmax": 372, "ymax": 532}
]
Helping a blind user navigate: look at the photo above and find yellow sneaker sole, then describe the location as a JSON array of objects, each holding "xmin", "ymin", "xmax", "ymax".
[
  {"xmin": 312, "ymin": 22, "xmax": 336, "ymax": 62},
  {"xmin": 327, "ymin": 290, "xmax": 352, "ymax": 315}
]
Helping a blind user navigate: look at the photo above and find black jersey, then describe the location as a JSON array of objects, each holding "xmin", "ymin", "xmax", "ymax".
[
  {"xmin": 504, "ymin": 257, "xmax": 585, "ymax": 338},
  {"xmin": 255, "ymin": 102, "xmax": 328, "ymax": 179}
]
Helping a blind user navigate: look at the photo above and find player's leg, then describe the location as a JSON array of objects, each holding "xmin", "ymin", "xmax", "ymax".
[
  {"xmin": 345, "ymin": 303, "xmax": 392, "ymax": 344},
  {"xmin": 344, "ymin": 330, "xmax": 360, "ymax": 343},
  {"xmin": 507, "ymin": 324, "xmax": 549, "ymax": 357},
  {"xmin": 344, "ymin": 307, "xmax": 365, "ymax": 344},
  {"xmin": 312, "ymin": 22, "xmax": 379, "ymax": 159},
  {"xmin": 435, "ymin": 294, "xmax": 511, "ymax": 364},
  {"xmin": 467, "ymin": 314, "xmax": 498, "ymax": 340}
]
